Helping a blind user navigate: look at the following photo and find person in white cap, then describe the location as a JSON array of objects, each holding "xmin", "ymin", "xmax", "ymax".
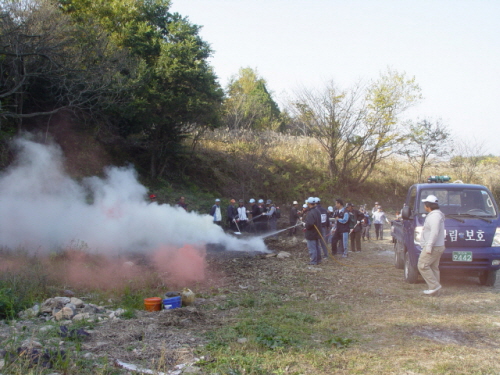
[
  {"xmin": 210, "ymin": 199, "xmax": 222, "ymax": 226},
  {"xmin": 418, "ymin": 194, "xmax": 446, "ymax": 296},
  {"xmin": 315, "ymin": 197, "xmax": 330, "ymax": 259},
  {"xmin": 236, "ymin": 199, "xmax": 248, "ymax": 232},
  {"xmin": 304, "ymin": 197, "xmax": 322, "ymax": 265},
  {"xmin": 249, "ymin": 198, "xmax": 259, "ymax": 233},
  {"xmin": 372, "ymin": 206, "xmax": 390, "ymax": 240},
  {"xmin": 289, "ymin": 201, "xmax": 300, "ymax": 236}
]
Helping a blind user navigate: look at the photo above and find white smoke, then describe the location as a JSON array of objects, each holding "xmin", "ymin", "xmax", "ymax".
[{"xmin": 0, "ymin": 136, "xmax": 268, "ymax": 254}]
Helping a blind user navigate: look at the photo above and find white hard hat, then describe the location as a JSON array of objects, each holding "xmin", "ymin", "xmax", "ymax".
[
  {"xmin": 303, "ymin": 204, "xmax": 308, "ymax": 208},
  {"xmin": 328, "ymin": 206, "xmax": 334, "ymax": 212},
  {"xmin": 258, "ymin": 199, "xmax": 264, "ymax": 203},
  {"xmin": 307, "ymin": 197, "xmax": 316, "ymax": 204},
  {"xmin": 249, "ymin": 198, "xmax": 255, "ymax": 203}
]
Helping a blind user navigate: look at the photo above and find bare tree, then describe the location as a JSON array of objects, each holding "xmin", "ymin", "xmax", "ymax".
[
  {"xmin": 398, "ymin": 119, "xmax": 452, "ymax": 182},
  {"xmin": 287, "ymin": 69, "xmax": 422, "ymax": 189},
  {"xmin": 450, "ymin": 138, "xmax": 487, "ymax": 183}
]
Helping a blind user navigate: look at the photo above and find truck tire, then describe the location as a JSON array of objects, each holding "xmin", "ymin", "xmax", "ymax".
[
  {"xmin": 479, "ymin": 270, "xmax": 497, "ymax": 286},
  {"xmin": 394, "ymin": 241, "xmax": 404, "ymax": 269},
  {"xmin": 404, "ymin": 251, "xmax": 419, "ymax": 284}
]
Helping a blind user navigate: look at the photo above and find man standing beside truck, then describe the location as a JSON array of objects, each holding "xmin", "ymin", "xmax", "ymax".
[{"xmin": 418, "ymin": 195, "xmax": 446, "ymax": 296}]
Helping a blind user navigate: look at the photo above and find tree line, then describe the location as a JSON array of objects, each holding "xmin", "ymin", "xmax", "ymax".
[{"xmin": 2, "ymin": 0, "xmax": 483, "ymax": 189}]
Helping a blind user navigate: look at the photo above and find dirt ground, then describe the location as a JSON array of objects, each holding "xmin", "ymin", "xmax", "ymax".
[
  {"xmin": 84, "ymin": 225, "xmax": 500, "ymax": 369},
  {"xmin": 4, "ymin": 225, "xmax": 500, "ymax": 373}
]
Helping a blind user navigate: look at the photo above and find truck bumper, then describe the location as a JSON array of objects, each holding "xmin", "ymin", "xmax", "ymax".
[{"xmin": 414, "ymin": 245, "xmax": 500, "ymax": 272}]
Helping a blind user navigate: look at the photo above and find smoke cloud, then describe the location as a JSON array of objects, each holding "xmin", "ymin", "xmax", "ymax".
[{"xmin": 0, "ymin": 136, "xmax": 268, "ymax": 257}]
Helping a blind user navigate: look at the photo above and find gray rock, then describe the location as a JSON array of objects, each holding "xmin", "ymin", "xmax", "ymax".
[
  {"xmin": 81, "ymin": 304, "xmax": 98, "ymax": 314},
  {"xmin": 39, "ymin": 325, "xmax": 56, "ymax": 333},
  {"xmin": 41, "ymin": 298, "xmax": 61, "ymax": 314},
  {"xmin": 70, "ymin": 298, "xmax": 84, "ymax": 308},
  {"xmin": 54, "ymin": 297, "xmax": 71, "ymax": 305},
  {"xmin": 21, "ymin": 339, "xmax": 42, "ymax": 349},
  {"xmin": 114, "ymin": 308, "xmax": 125, "ymax": 317},
  {"xmin": 72, "ymin": 313, "xmax": 91, "ymax": 321}
]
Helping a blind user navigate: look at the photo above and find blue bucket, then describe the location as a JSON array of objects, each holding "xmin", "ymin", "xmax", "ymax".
[{"xmin": 163, "ymin": 296, "xmax": 181, "ymax": 310}]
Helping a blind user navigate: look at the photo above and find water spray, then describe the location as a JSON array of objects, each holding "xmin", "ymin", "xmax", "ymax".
[{"xmin": 258, "ymin": 222, "xmax": 304, "ymax": 239}]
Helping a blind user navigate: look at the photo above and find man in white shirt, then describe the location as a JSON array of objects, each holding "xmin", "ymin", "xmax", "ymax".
[
  {"xmin": 210, "ymin": 199, "xmax": 222, "ymax": 226},
  {"xmin": 236, "ymin": 199, "xmax": 248, "ymax": 232},
  {"xmin": 418, "ymin": 194, "xmax": 446, "ymax": 296}
]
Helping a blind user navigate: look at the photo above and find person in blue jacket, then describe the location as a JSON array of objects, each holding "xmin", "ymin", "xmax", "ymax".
[{"xmin": 331, "ymin": 199, "xmax": 350, "ymax": 257}]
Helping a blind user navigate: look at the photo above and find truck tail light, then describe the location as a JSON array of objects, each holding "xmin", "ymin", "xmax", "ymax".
[
  {"xmin": 414, "ymin": 226, "xmax": 423, "ymax": 245},
  {"xmin": 492, "ymin": 228, "xmax": 500, "ymax": 247}
]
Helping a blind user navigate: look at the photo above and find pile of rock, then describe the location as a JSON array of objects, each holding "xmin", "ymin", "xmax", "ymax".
[{"xmin": 19, "ymin": 297, "xmax": 125, "ymax": 322}]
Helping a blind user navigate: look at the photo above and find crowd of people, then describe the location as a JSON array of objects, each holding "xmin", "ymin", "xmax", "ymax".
[
  {"xmin": 299, "ymin": 197, "xmax": 392, "ymax": 265},
  {"xmin": 209, "ymin": 198, "xmax": 280, "ymax": 234},
  {"xmin": 204, "ymin": 195, "xmax": 394, "ymax": 265},
  {"xmin": 152, "ymin": 192, "xmax": 446, "ymax": 295},
  {"xmin": 149, "ymin": 193, "xmax": 395, "ymax": 266}
]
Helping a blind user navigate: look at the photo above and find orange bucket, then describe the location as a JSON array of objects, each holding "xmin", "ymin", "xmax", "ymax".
[{"xmin": 144, "ymin": 297, "xmax": 162, "ymax": 312}]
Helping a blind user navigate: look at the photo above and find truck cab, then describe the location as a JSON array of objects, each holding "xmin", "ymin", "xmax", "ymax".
[{"xmin": 392, "ymin": 183, "xmax": 500, "ymax": 286}]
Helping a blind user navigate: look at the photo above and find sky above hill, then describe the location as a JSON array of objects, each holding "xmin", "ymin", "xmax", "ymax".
[{"xmin": 171, "ymin": 0, "xmax": 500, "ymax": 155}]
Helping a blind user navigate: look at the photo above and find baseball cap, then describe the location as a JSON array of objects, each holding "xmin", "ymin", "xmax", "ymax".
[
  {"xmin": 422, "ymin": 195, "xmax": 438, "ymax": 203},
  {"xmin": 315, "ymin": 197, "xmax": 320, "ymax": 203},
  {"xmin": 149, "ymin": 194, "xmax": 156, "ymax": 199},
  {"xmin": 266, "ymin": 199, "xmax": 272, "ymax": 204},
  {"xmin": 328, "ymin": 206, "xmax": 334, "ymax": 212},
  {"xmin": 346, "ymin": 202, "xmax": 353, "ymax": 208}
]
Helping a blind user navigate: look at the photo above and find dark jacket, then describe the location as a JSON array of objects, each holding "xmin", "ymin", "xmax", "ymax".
[
  {"xmin": 251, "ymin": 204, "xmax": 260, "ymax": 220},
  {"xmin": 349, "ymin": 209, "xmax": 364, "ymax": 232},
  {"xmin": 227, "ymin": 204, "xmax": 238, "ymax": 222},
  {"xmin": 305, "ymin": 206, "xmax": 322, "ymax": 240},
  {"xmin": 334, "ymin": 207, "xmax": 350, "ymax": 233},
  {"xmin": 316, "ymin": 203, "xmax": 329, "ymax": 228},
  {"xmin": 289, "ymin": 206, "xmax": 300, "ymax": 223}
]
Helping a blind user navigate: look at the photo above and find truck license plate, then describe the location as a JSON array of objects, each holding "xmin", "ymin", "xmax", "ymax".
[{"xmin": 452, "ymin": 251, "xmax": 473, "ymax": 262}]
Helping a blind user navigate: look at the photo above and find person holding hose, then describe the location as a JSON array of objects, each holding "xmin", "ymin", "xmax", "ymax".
[
  {"xmin": 304, "ymin": 197, "xmax": 322, "ymax": 265},
  {"xmin": 262, "ymin": 199, "xmax": 277, "ymax": 237},
  {"xmin": 418, "ymin": 195, "xmax": 446, "ymax": 296}
]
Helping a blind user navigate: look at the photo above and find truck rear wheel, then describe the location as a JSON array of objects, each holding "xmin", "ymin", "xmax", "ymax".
[
  {"xmin": 479, "ymin": 270, "xmax": 497, "ymax": 286},
  {"xmin": 394, "ymin": 241, "xmax": 404, "ymax": 269},
  {"xmin": 404, "ymin": 251, "xmax": 419, "ymax": 283}
]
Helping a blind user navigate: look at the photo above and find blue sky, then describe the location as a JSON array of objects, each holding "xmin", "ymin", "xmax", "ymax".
[{"xmin": 171, "ymin": 0, "xmax": 500, "ymax": 155}]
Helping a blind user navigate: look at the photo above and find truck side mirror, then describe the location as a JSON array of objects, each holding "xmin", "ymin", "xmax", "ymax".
[{"xmin": 402, "ymin": 206, "xmax": 411, "ymax": 220}]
